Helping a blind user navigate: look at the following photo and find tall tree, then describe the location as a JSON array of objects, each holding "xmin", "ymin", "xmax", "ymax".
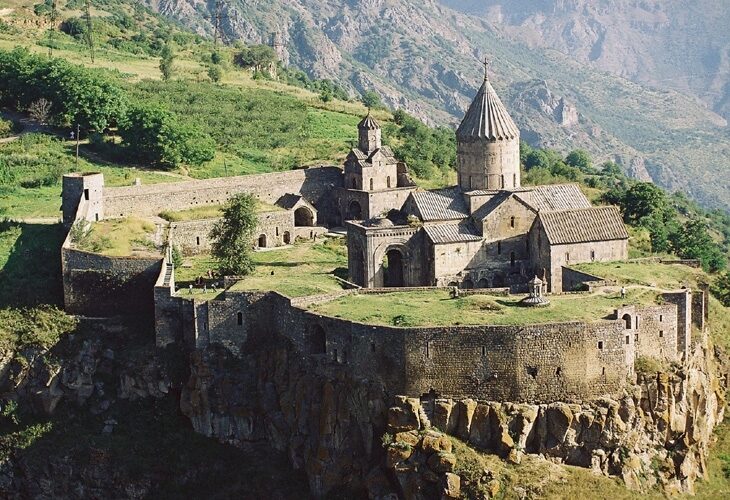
[
  {"xmin": 159, "ymin": 44, "xmax": 175, "ymax": 81},
  {"xmin": 210, "ymin": 193, "xmax": 258, "ymax": 276}
]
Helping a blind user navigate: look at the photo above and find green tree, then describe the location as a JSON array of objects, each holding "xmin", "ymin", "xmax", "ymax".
[
  {"xmin": 565, "ymin": 149, "xmax": 594, "ymax": 173},
  {"xmin": 210, "ymin": 193, "xmax": 258, "ymax": 276},
  {"xmin": 118, "ymin": 104, "xmax": 214, "ymax": 168},
  {"xmin": 711, "ymin": 272, "xmax": 730, "ymax": 307},
  {"xmin": 670, "ymin": 219, "xmax": 726, "ymax": 272},
  {"xmin": 234, "ymin": 45, "xmax": 276, "ymax": 71},
  {"xmin": 319, "ymin": 87, "xmax": 333, "ymax": 103},
  {"xmin": 207, "ymin": 64, "xmax": 223, "ymax": 83},
  {"xmin": 524, "ymin": 150, "xmax": 550, "ymax": 170},
  {"xmin": 601, "ymin": 161, "xmax": 622, "ymax": 176},
  {"xmin": 159, "ymin": 44, "xmax": 174, "ymax": 81},
  {"xmin": 621, "ymin": 183, "xmax": 669, "ymax": 224},
  {"xmin": 361, "ymin": 90, "xmax": 383, "ymax": 109}
]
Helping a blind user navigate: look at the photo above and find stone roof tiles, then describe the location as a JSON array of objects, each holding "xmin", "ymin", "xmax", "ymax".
[
  {"xmin": 518, "ymin": 184, "xmax": 591, "ymax": 212},
  {"xmin": 424, "ymin": 223, "xmax": 482, "ymax": 244},
  {"xmin": 456, "ymin": 78, "xmax": 520, "ymax": 141},
  {"xmin": 409, "ymin": 187, "xmax": 469, "ymax": 222},
  {"xmin": 275, "ymin": 193, "xmax": 302, "ymax": 210},
  {"xmin": 539, "ymin": 206, "xmax": 629, "ymax": 245},
  {"xmin": 358, "ymin": 113, "xmax": 380, "ymax": 130}
]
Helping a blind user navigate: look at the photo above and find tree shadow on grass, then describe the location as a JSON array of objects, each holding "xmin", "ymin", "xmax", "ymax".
[{"xmin": 0, "ymin": 221, "xmax": 64, "ymax": 308}]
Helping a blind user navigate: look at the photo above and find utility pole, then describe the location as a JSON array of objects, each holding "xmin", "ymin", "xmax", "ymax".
[
  {"xmin": 48, "ymin": 0, "xmax": 57, "ymax": 57},
  {"xmin": 84, "ymin": 0, "xmax": 95, "ymax": 63},
  {"xmin": 75, "ymin": 124, "xmax": 80, "ymax": 168}
]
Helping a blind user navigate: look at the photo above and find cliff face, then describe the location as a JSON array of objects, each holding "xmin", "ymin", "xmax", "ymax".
[{"xmin": 180, "ymin": 321, "xmax": 726, "ymax": 498}]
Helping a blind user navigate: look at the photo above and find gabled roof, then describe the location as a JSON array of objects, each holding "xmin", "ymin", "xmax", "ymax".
[
  {"xmin": 424, "ymin": 223, "xmax": 482, "ymax": 244},
  {"xmin": 470, "ymin": 191, "xmax": 535, "ymax": 222},
  {"xmin": 538, "ymin": 206, "xmax": 628, "ymax": 245},
  {"xmin": 517, "ymin": 184, "xmax": 591, "ymax": 212},
  {"xmin": 456, "ymin": 78, "xmax": 520, "ymax": 141},
  {"xmin": 407, "ymin": 187, "xmax": 469, "ymax": 222},
  {"xmin": 275, "ymin": 193, "xmax": 315, "ymax": 212},
  {"xmin": 348, "ymin": 146, "xmax": 397, "ymax": 165}
]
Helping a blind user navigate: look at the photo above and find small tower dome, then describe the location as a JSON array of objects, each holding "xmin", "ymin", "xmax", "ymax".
[
  {"xmin": 456, "ymin": 62, "xmax": 521, "ymax": 191},
  {"xmin": 358, "ymin": 112, "xmax": 382, "ymax": 153}
]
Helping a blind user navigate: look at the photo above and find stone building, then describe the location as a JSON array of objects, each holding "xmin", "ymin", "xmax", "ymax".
[{"xmin": 346, "ymin": 70, "xmax": 628, "ymax": 292}]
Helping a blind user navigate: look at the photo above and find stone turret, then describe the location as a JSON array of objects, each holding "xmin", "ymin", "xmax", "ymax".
[
  {"xmin": 358, "ymin": 113, "xmax": 382, "ymax": 154},
  {"xmin": 456, "ymin": 67, "xmax": 521, "ymax": 191}
]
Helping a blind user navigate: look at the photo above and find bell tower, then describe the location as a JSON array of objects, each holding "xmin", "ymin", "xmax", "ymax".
[
  {"xmin": 456, "ymin": 60, "xmax": 521, "ymax": 191},
  {"xmin": 358, "ymin": 112, "xmax": 381, "ymax": 154}
]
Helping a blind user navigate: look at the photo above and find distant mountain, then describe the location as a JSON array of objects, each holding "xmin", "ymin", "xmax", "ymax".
[
  {"xmin": 441, "ymin": 0, "xmax": 730, "ymax": 124},
  {"xmin": 138, "ymin": 0, "xmax": 729, "ymax": 210}
]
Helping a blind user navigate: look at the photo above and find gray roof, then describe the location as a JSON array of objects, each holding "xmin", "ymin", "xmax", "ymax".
[
  {"xmin": 518, "ymin": 184, "xmax": 591, "ymax": 212},
  {"xmin": 358, "ymin": 113, "xmax": 380, "ymax": 130},
  {"xmin": 456, "ymin": 78, "xmax": 520, "ymax": 141},
  {"xmin": 408, "ymin": 187, "xmax": 469, "ymax": 222},
  {"xmin": 275, "ymin": 193, "xmax": 303, "ymax": 210},
  {"xmin": 539, "ymin": 206, "xmax": 629, "ymax": 245},
  {"xmin": 470, "ymin": 191, "xmax": 512, "ymax": 221},
  {"xmin": 424, "ymin": 223, "xmax": 482, "ymax": 244}
]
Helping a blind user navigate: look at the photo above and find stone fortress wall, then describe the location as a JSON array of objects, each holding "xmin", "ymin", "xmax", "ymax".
[{"xmin": 153, "ymin": 263, "xmax": 699, "ymax": 404}]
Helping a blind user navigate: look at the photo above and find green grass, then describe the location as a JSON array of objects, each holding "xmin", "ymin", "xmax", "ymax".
[
  {"xmin": 74, "ymin": 217, "xmax": 158, "ymax": 257},
  {"xmin": 176, "ymin": 240, "xmax": 348, "ymax": 298},
  {"xmin": 312, "ymin": 288, "xmax": 658, "ymax": 327},
  {"xmin": 0, "ymin": 134, "xmax": 177, "ymax": 219},
  {"xmin": 573, "ymin": 261, "xmax": 708, "ymax": 290}
]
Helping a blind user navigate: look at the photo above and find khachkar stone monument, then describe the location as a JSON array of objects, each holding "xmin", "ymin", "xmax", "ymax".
[{"xmin": 456, "ymin": 60, "xmax": 521, "ymax": 191}]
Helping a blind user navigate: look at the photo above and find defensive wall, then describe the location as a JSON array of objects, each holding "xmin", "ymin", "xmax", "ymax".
[{"xmin": 153, "ymin": 267, "xmax": 696, "ymax": 404}]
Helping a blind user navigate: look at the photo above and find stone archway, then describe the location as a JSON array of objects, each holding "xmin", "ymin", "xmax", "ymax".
[
  {"xmin": 462, "ymin": 278, "xmax": 474, "ymax": 289},
  {"xmin": 383, "ymin": 248, "xmax": 404, "ymax": 287},
  {"xmin": 477, "ymin": 278, "xmax": 489, "ymax": 288},
  {"xmin": 493, "ymin": 273, "xmax": 505, "ymax": 288},
  {"xmin": 348, "ymin": 200, "xmax": 362, "ymax": 220},
  {"xmin": 283, "ymin": 231, "xmax": 291, "ymax": 244},
  {"xmin": 294, "ymin": 206, "xmax": 315, "ymax": 227},
  {"xmin": 258, "ymin": 234, "xmax": 267, "ymax": 248}
]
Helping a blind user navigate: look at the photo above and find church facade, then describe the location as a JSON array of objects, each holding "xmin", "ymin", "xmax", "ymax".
[{"xmin": 344, "ymin": 72, "xmax": 629, "ymax": 293}]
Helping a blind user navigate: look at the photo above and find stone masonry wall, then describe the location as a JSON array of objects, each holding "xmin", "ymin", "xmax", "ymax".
[
  {"xmin": 616, "ymin": 304, "xmax": 680, "ymax": 362},
  {"xmin": 102, "ymin": 166, "xmax": 343, "ymax": 220}
]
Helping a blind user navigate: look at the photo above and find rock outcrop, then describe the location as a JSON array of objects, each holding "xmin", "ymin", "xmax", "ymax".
[{"xmin": 382, "ymin": 341, "xmax": 725, "ymax": 497}]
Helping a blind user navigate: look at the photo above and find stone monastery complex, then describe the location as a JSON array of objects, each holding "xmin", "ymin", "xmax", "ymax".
[{"xmin": 60, "ymin": 69, "xmax": 708, "ymax": 405}]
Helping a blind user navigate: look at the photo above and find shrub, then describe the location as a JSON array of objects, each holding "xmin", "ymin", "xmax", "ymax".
[
  {"xmin": 634, "ymin": 356, "xmax": 666, "ymax": 375},
  {"xmin": 210, "ymin": 193, "xmax": 258, "ymax": 276},
  {"xmin": 0, "ymin": 119, "xmax": 13, "ymax": 138}
]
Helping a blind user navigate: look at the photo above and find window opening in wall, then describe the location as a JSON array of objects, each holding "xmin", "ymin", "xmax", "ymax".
[
  {"xmin": 622, "ymin": 314, "xmax": 632, "ymax": 329},
  {"xmin": 258, "ymin": 234, "xmax": 267, "ymax": 247},
  {"xmin": 497, "ymin": 242, "xmax": 502, "ymax": 255},
  {"xmin": 426, "ymin": 341, "xmax": 432, "ymax": 359},
  {"xmin": 565, "ymin": 252, "xmax": 570, "ymax": 262},
  {"xmin": 659, "ymin": 331, "xmax": 664, "ymax": 338},
  {"xmin": 659, "ymin": 314, "xmax": 663, "ymax": 322},
  {"xmin": 369, "ymin": 178, "xmax": 374, "ymax": 191},
  {"xmin": 500, "ymin": 176, "xmax": 505, "ymax": 189},
  {"xmin": 510, "ymin": 252, "xmax": 516, "ymax": 267},
  {"xmin": 602, "ymin": 367, "xmax": 606, "ymax": 375},
  {"xmin": 513, "ymin": 173, "xmax": 517, "ymax": 187},
  {"xmin": 84, "ymin": 189, "xmax": 89, "ymax": 200},
  {"xmin": 556, "ymin": 367, "xmax": 562, "ymax": 376},
  {"xmin": 510, "ymin": 216, "xmax": 515, "ymax": 228},
  {"xmin": 276, "ymin": 227, "xmax": 279, "ymax": 236},
  {"xmin": 598, "ymin": 341, "xmax": 604, "ymax": 349},
  {"xmin": 387, "ymin": 176, "xmax": 391, "ymax": 188},
  {"xmin": 237, "ymin": 312, "xmax": 243, "ymax": 326},
  {"xmin": 591, "ymin": 250, "xmax": 596, "ymax": 261},
  {"xmin": 196, "ymin": 236, "xmax": 200, "ymax": 246},
  {"xmin": 481, "ymin": 346, "xmax": 487, "ymax": 357},
  {"xmin": 95, "ymin": 213, "xmax": 99, "ymax": 221},
  {"xmin": 635, "ymin": 334, "xmax": 639, "ymax": 343},
  {"xmin": 526, "ymin": 366, "xmax": 538, "ymax": 379},
  {"xmin": 626, "ymin": 335, "xmax": 630, "ymax": 345},
  {"xmin": 635, "ymin": 317, "xmax": 639, "ymax": 329}
]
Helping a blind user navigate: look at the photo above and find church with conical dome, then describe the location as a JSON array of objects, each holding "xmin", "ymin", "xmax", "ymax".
[{"xmin": 344, "ymin": 67, "xmax": 629, "ymax": 293}]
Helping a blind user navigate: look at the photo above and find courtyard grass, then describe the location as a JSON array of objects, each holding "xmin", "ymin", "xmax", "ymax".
[
  {"xmin": 175, "ymin": 239, "xmax": 348, "ymax": 298},
  {"xmin": 311, "ymin": 288, "xmax": 658, "ymax": 327},
  {"xmin": 74, "ymin": 217, "xmax": 158, "ymax": 257},
  {"xmin": 572, "ymin": 261, "xmax": 708, "ymax": 290}
]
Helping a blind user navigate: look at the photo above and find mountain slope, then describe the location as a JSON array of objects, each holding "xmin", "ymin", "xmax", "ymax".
[
  {"xmin": 441, "ymin": 0, "xmax": 730, "ymax": 124},
  {"xmin": 137, "ymin": 0, "xmax": 730, "ymax": 210}
]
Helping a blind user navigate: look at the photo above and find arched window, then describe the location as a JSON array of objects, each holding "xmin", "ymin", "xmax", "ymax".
[
  {"xmin": 513, "ymin": 173, "xmax": 517, "ymax": 187},
  {"xmin": 386, "ymin": 176, "xmax": 391, "ymax": 188},
  {"xmin": 590, "ymin": 250, "xmax": 596, "ymax": 261},
  {"xmin": 510, "ymin": 216, "xmax": 515, "ymax": 228},
  {"xmin": 510, "ymin": 252, "xmax": 516, "ymax": 267},
  {"xmin": 497, "ymin": 241, "xmax": 502, "ymax": 255},
  {"xmin": 258, "ymin": 234, "xmax": 267, "ymax": 248},
  {"xmin": 622, "ymin": 314, "xmax": 632, "ymax": 329},
  {"xmin": 237, "ymin": 312, "xmax": 243, "ymax": 326},
  {"xmin": 369, "ymin": 178, "xmax": 374, "ymax": 191}
]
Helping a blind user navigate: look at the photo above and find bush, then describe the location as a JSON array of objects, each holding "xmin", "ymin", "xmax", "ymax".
[
  {"xmin": 210, "ymin": 193, "xmax": 258, "ymax": 276},
  {"xmin": 0, "ymin": 119, "xmax": 13, "ymax": 138},
  {"xmin": 634, "ymin": 356, "xmax": 666, "ymax": 375}
]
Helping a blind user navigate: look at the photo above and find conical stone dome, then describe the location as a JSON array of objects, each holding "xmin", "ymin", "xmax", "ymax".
[
  {"xmin": 358, "ymin": 113, "xmax": 381, "ymax": 130},
  {"xmin": 456, "ymin": 78, "xmax": 519, "ymax": 142}
]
